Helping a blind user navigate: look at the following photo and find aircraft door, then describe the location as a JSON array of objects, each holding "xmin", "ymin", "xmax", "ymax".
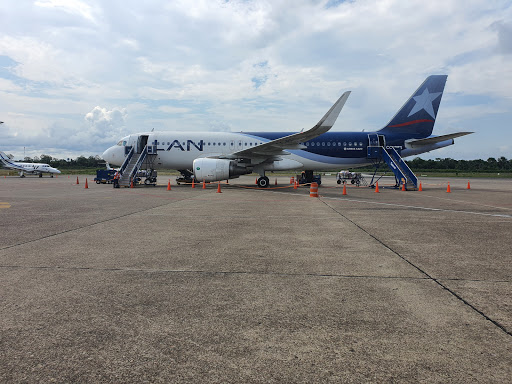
[
  {"xmin": 368, "ymin": 134, "xmax": 379, "ymax": 147},
  {"xmin": 137, "ymin": 135, "xmax": 149, "ymax": 154},
  {"xmin": 378, "ymin": 135, "xmax": 386, "ymax": 147}
]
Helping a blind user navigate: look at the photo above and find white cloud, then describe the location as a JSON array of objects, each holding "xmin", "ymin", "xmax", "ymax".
[
  {"xmin": 84, "ymin": 106, "xmax": 127, "ymax": 142},
  {"xmin": 34, "ymin": 0, "xmax": 97, "ymax": 23}
]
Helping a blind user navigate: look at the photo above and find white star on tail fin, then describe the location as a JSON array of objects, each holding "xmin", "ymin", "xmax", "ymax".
[{"xmin": 408, "ymin": 88, "xmax": 442, "ymax": 118}]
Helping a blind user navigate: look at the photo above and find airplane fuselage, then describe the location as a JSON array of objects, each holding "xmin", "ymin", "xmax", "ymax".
[{"xmin": 103, "ymin": 130, "xmax": 455, "ymax": 171}]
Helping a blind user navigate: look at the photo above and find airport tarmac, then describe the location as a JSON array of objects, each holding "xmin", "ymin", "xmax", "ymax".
[{"xmin": 1, "ymin": 174, "xmax": 511, "ymax": 383}]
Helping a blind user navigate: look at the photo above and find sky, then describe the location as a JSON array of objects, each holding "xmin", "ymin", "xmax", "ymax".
[{"xmin": 0, "ymin": 0, "xmax": 511, "ymax": 161}]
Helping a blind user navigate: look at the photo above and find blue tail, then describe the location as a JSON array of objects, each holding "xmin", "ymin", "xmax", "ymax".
[{"xmin": 379, "ymin": 75, "xmax": 447, "ymax": 137}]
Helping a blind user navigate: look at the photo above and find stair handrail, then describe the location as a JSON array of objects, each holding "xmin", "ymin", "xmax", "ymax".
[
  {"xmin": 381, "ymin": 148, "xmax": 407, "ymax": 185},
  {"xmin": 128, "ymin": 145, "xmax": 148, "ymax": 180},
  {"xmin": 119, "ymin": 147, "xmax": 134, "ymax": 175},
  {"xmin": 388, "ymin": 147, "xmax": 418, "ymax": 187}
]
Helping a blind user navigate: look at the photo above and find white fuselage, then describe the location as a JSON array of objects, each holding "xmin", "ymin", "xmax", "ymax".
[{"xmin": 102, "ymin": 131, "xmax": 375, "ymax": 172}]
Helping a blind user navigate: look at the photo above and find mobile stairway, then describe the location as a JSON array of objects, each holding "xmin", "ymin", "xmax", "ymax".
[
  {"xmin": 367, "ymin": 145, "xmax": 418, "ymax": 190},
  {"xmin": 118, "ymin": 145, "xmax": 150, "ymax": 187}
]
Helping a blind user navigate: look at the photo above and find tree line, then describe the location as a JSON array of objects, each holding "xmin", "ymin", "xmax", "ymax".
[
  {"xmin": 17, "ymin": 155, "xmax": 105, "ymax": 169},
  {"xmin": 405, "ymin": 157, "xmax": 511, "ymax": 172}
]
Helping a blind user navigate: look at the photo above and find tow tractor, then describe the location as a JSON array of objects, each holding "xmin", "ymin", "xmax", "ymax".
[
  {"xmin": 296, "ymin": 170, "xmax": 322, "ymax": 185},
  {"xmin": 94, "ymin": 169, "xmax": 116, "ymax": 184},
  {"xmin": 336, "ymin": 170, "xmax": 366, "ymax": 186}
]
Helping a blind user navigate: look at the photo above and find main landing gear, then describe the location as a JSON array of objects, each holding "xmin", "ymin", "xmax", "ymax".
[{"xmin": 257, "ymin": 176, "xmax": 270, "ymax": 188}]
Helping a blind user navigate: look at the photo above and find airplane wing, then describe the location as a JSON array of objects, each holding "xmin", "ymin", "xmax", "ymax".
[
  {"xmin": 219, "ymin": 91, "xmax": 351, "ymax": 160},
  {"xmin": 405, "ymin": 132, "xmax": 473, "ymax": 148}
]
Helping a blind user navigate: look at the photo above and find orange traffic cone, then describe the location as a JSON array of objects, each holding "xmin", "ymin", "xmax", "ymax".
[
  {"xmin": 167, "ymin": 180, "xmax": 171, "ymax": 191},
  {"xmin": 467, "ymin": 181, "xmax": 471, "ymax": 190},
  {"xmin": 202, "ymin": 180, "xmax": 206, "ymax": 189},
  {"xmin": 418, "ymin": 182, "xmax": 423, "ymax": 192},
  {"xmin": 217, "ymin": 182, "xmax": 222, "ymax": 193},
  {"xmin": 447, "ymin": 182, "xmax": 451, "ymax": 193},
  {"xmin": 342, "ymin": 183, "xmax": 347, "ymax": 195},
  {"xmin": 294, "ymin": 181, "xmax": 297, "ymax": 190},
  {"xmin": 375, "ymin": 182, "xmax": 380, "ymax": 193},
  {"xmin": 76, "ymin": 177, "xmax": 79, "ymax": 185},
  {"xmin": 402, "ymin": 183, "xmax": 406, "ymax": 191},
  {"xmin": 275, "ymin": 178, "xmax": 278, "ymax": 186},
  {"xmin": 255, "ymin": 178, "xmax": 258, "ymax": 185},
  {"xmin": 130, "ymin": 179, "xmax": 134, "ymax": 188},
  {"xmin": 84, "ymin": 178, "xmax": 88, "ymax": 189}
]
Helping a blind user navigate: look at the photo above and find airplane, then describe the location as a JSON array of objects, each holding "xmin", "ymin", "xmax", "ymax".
[
  {"xmin": 0, "ymin": 152, "xmax": 61, "ymax": 177},
  {"xmin": 102, "ymin": 75, "xmax": 472, "ymax": 188}
]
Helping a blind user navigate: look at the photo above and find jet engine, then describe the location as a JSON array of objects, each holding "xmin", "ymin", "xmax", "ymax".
[{"xmin": 193, "ymin": 158, "xmax": 251, "ymax": 182}]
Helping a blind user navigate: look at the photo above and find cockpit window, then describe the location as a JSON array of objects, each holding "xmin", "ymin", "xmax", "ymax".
[{"xmin": 116, "ymin": 140, "xmax": 128, "ymax": 146}]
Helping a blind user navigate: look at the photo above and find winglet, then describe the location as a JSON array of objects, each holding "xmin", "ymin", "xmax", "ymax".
[{"xmin": 315, "ymin": 91, "xmax": 351, "ymax": 131}]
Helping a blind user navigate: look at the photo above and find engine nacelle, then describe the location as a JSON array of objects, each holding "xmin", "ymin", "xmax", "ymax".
[{"xmin": 193, "ymin": 158, "xmax": 251, "ymax": 182}]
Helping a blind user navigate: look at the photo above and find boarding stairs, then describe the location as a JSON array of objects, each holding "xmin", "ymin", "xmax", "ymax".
[
  {"xmin": 367, "ymin": 146, "xmax": 418, "ymax": 190},
  {"xmin": 118, "ymin": 146, "xmax": 148, "ymax": 187}
]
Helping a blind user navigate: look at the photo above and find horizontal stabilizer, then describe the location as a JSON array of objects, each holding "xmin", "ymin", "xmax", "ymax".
[{"xmin": 405, "ymin": 132, "xmax": 473, "ymax": 148}]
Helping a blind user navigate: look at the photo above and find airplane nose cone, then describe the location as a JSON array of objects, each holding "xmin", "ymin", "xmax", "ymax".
[{"xmin": 102, "ymin": 147, "xmax": 113, "ymax": 162}]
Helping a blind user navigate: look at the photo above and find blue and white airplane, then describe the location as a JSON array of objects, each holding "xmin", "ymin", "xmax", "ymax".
[
  {"xmin": 102, "ymin": 75, "xmax": 471, "ymax": 187},
  {"xmin": 0, "ymin": 152, "xmax": 61, "ymax": 177}
]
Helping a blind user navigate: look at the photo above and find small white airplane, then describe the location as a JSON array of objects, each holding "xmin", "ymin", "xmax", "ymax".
[{"xmin": 0, "ymin": 152, "xmax": 61, "ymax": 177}]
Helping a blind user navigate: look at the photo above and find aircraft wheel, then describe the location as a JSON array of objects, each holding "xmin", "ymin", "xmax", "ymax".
[
  {"xmin": 337, "ymin": 180, "xmax": 341, "ymax": 184},
  {"xmin": 39, "ymin": 174, "xmax": 43, "ymax": 178},
  {"xmin": 257, "ymin": 176, "xmax": 269, "ymax": 188}
]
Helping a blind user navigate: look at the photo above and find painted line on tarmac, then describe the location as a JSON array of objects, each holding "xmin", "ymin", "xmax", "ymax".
[
  {"xmin": 0, "ymin": 202, "xmax": 11, "ymax": 209},
  {"xmin": 317, "ymin": 195, "xmax": 512, "ymax": 219},
  {"xmin": 419, "ymin": 194, "xmax": 512, "ymax": 211}
]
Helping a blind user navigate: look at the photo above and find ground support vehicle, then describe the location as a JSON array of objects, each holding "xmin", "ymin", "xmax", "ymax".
[
  {"xmin": 94, "ymin": 169, "xmax": 116, "ymax": 184},
  {"xmin": 336, "ymin": 170, "xmax": 366, "ymax": 186}
]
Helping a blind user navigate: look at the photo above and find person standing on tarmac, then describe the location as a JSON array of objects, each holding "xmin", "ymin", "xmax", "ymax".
[{"xmin": 113, "ymin": 170, "xmax": 120, "ymax": 188}]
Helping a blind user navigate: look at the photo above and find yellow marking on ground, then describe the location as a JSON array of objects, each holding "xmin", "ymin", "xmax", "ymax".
[{"xmin": 0, "ymin": 202, "xmax": 11, "ymax": 209}]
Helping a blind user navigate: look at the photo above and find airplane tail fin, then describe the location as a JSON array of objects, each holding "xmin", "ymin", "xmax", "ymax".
[
  {"xmin": 379, "ymin": 75, "xmax": 447, "ymax": 137},
  {"xmin": 0, "ymin": 151, "xmax": 12, "ymax": 166}
]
